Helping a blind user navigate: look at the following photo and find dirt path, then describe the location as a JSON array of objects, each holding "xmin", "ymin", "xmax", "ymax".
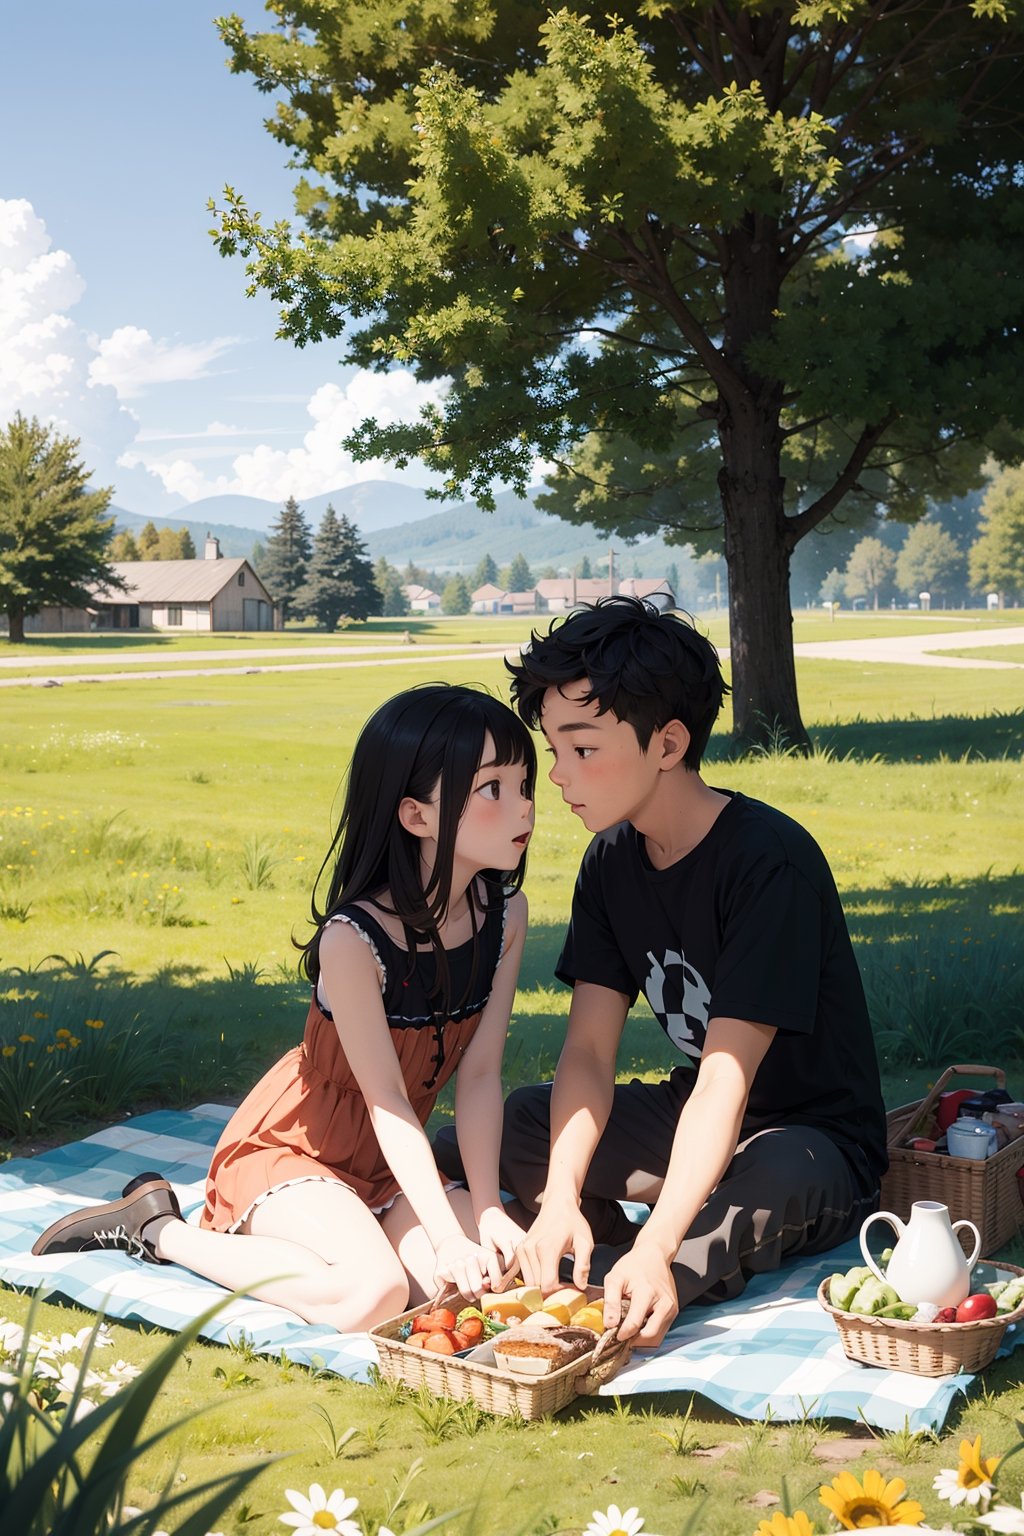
[
  {"xmin": 3, "ymin": 625, "xmax": 1022, "ymax": 688},
  {"xmin": 790, "ymin": 624, "xmax": 1024, "ymax": 670}
]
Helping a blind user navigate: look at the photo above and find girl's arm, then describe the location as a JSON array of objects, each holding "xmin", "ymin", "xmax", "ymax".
[
  {"xmin": 452, "ymin": 891, "xmax": 528, "ymax": 1264},
  {"xmin": 319, "ymin": 921, "xmax": 479, "ymax": 1267}
]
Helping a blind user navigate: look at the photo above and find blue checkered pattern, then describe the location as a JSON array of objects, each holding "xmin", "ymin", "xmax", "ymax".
[{"xmin": 0, "ymin": 1107, "xmax": 1018, "ymax": 1429}]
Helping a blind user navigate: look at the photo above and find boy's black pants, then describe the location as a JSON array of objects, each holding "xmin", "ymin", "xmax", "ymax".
[{"xmin": 433, "ymin": 1068, "xmax": 878, "ymax": 1310}]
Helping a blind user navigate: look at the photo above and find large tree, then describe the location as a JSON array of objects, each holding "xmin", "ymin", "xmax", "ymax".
[
  {"xmin": 262, "ymin": 495, "xmax": 313, "ymax": 622},
  {"xmin": 295, "ymin": 504, "xmax": 379, "ymax": 627},
  {"xmin": 0, "ymin": 414, "xmax": 120, "ymax": 643},
  {"xmin": 213, "ymin": 1, "xmax": 1024, "ymax": 746}
]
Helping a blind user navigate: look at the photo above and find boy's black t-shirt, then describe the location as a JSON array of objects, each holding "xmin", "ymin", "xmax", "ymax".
[{"xmin": 556, "ymin": 790, "xmax": 887, "ymax": 1196}]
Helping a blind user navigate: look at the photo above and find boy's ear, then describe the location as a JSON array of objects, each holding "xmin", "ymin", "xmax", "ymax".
[
  {"xmin": 398, "ymin": 796, "xmax": 436, "ymax": 839},
  {"xmin": 657, "ymin": 719, "xmax": 691, "ymax": 769}
]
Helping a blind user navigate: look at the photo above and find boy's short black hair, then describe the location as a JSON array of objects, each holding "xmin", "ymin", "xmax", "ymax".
[{"xmin": 506, "ymin": 596, "xmax": 729, "ymax": 770}]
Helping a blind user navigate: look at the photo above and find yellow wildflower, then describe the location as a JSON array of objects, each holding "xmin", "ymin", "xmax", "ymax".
[
  {"xmin": 819, "ymin": 1469, "xmax": 925, "ymax": 1528},
  {"xmin": 755, "ymin": 1514, "xmax": 816, "ymax": 1536}
]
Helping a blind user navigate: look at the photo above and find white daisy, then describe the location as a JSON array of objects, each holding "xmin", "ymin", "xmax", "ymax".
[
  {"xmin": 933, "ymin": 1467, "xmax": 995, "ymax": 1510},
  {"xmin": 278, "ymin": 1483, "xmax": 360, "ymax": 1535},
  {"xmin": 979, "ymin": 1499, "xmax": 1024, "ymax": 1534},
  {"xmin": 583, "ymin": 1505, "xmax": 645, "ymax": 1536},
  {"xmin": 0, "ymin": 1320, "xmax": 24, "ymax": 1354}
]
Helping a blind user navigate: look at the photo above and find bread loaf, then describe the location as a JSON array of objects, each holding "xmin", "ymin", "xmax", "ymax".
[{"xmin": 492, "ymin": 1324, "xmax": 597, "ymax": 1377}]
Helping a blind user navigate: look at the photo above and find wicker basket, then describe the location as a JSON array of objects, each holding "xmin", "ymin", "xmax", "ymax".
[
  {"xmin": 817, "ymin": 1262, "xmax": 1024, "ymax": 1377},
  {"xmin": 370, "ymin": 1284, "xmax": 632, "ymax": 1419},
  {"xmin": 881, "ymin": 1064, "xmax": 1024, "ymax": 1255}
]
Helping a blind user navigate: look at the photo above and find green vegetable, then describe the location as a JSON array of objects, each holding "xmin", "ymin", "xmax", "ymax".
[
  {"xmin": 874, "ymin": 1302, "xmax": 919, "ymax": 1321},
  {"xmin": 986, "ymin": 1281, "xmax": 1009, "ymax": 1301},
  {"xmin": 829, "ymin": 1266, "xmax": 874, "ymax": 1311},
  {"xmin": 849, "ymin": 1277, "xmax": 901, "ymax": 1315},
  {"xmin": 996, "ymin": 1276, "xmax": 1024, "ymax": 1314},
  {"xmin": 880, "ymin": 1248, "xmax": 894, "ymax": 1269}
]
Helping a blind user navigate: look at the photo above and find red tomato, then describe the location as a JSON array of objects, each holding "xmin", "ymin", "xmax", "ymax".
[
  {"xmin": 423, "ymin": 1331, "xmax": 456, "ymax": 1354},
  {"xmin": 429, "ymin": 1308, "xmax": 458, "ymax": 1331},
  {"xmin": 457, "ymin": 1315, "xmax": 484, "ymax": 1343},
  {"xmin": 450, "ymin": 1329, "xmax": 471, "ymax": 1351},
  {"xmin": 956, "ymin": 1293, "xmax": 998, "ymax": 1323},
  {"xmin": 412, "ymin": 1313, "xmax": 444, "ymax": 1334}
]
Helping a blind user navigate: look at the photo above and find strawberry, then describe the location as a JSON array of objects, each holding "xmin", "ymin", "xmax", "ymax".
[
  {"xmin": 935, "ymin": 1306, "xmax": 959, "ymax": 1323},
  {"xmin": 423, "ymin": 1331, "xmax": 456, "ymax": 1354}
]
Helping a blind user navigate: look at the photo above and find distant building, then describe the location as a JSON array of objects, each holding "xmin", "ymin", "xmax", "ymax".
[
  {"xmin": 470, "ymin": 582, "xmax": 506, "ymax": 615},
  {"xmin": 470, "ymin": 576, "xmax": 676, "ymax": 617},
  {"xmin": 23, "ymin": 537, "xmax": 277, "ymax": 633},
  {"xmin": 402, "ymin": 583, "xmax": 441, "ymax": 614}
]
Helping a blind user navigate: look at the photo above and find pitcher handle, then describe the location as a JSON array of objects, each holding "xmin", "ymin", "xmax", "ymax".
[
  {"xmin": 860, "ymin": 1210, "xmax": 904, "ymax": 1282},
  {"xmin": 952, "ymin": 1219, "xmax": 982, "ymax": 1272}
]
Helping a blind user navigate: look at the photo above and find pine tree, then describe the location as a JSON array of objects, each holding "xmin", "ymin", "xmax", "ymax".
[
  {"xmin": 179, "ymin": 527, "xmax": 196, "ymax": 559},
  {"xmin": 472, "ymin": 553, "xmax": 498, "ymax": 588},
  {"xmin": 441, "ymin": 573, "xmax": 471, "ymax": 615},
  {"xmin": 295, "ymin": 505, "xmax": 377, "ymax": 628},
  {"xmin": 501, "ymin": 553, "xmax": 533, "ymax": 592},
  {"xmin": 0, "ymin": 413, "xmax": 120, "ymax": 643},
  {"xmin": 137, "ymin": 521, "xmax": 160, "ymax": 559},
  {"xmin": 374, "ymin": 556, "xmax": 409, "ymax": 616},
  {"xmin": 578, "ymin": 555, "xmax": 593, "ymax": 579},
  {"xmin": 157, "ymin": 526, "xmax": 185, "ymax": 560},
  {"xmin": 262, "ymin": 495, "xmax": 313, "ymax": 622}
]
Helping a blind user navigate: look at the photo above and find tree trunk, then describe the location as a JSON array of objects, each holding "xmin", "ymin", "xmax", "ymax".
[
  {"xmin": 7, "ymin": 605, "xmax": 25, "ymax": 644},
  {"xmin": 717, "ymin": 403, "xmax": 807, "ymax": 752},
  {"xmin": 717, "ymin": 228, "xmax": 809, "ymax": 754}
]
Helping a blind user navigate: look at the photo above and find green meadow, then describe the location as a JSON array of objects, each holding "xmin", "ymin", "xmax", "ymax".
[{"xmin": 0, "ymin": 612, "xmax": 1022, "ymax": 1536}]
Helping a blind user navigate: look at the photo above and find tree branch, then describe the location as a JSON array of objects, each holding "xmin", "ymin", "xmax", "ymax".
[{"xmin": 787, "ymin": 413, "xmax": 897, "ymax": 542}]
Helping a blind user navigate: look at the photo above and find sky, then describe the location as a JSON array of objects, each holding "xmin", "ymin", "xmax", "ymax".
[{"xmin": 0, "ymin": 1, "xmax": 443, "ymax": 518}]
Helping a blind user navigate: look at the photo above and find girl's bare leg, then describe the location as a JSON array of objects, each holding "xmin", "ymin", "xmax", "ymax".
[
  {"xmin": 381, "ymin": 1187, "xmax": 482, "ymax": 1305},
  {"xmin": 155, "ymin": 1182, "xmax": 409, "ymax": 1331}
]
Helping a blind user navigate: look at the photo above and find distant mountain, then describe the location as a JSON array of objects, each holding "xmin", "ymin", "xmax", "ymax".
[
  {"xmin": 109, "ymin": 506, "xmax": 265, "ymax": 559},
  {"xmin": 109, "ymin": 481, "xmax": 702, "ymax": 587},
  {"xmin": 363, "ymin": 487, "xmax": 696, "ymax": 579},
  {"xmin": 143, "ymin": 481, "xmax": 444, "ymax": 535}
]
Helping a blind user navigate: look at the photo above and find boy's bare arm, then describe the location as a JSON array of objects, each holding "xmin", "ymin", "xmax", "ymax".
[
  {"xmin": 603, "ymin": 1016, "xmax": 776, "ymax": 1346},
  {"xmin": 516, "ymin": 981, "xmax": 629, "ymax": 1293}
]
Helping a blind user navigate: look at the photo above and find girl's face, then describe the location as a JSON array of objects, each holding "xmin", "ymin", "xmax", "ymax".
[{"xmin": 453, "ymin": 731, "xmax": 535, "ymax": 873}]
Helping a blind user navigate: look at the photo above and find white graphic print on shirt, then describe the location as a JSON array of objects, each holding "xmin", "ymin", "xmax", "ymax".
[{"xmin": 644, "ymin": 948, "xmax": 710, "ymax": 1058}]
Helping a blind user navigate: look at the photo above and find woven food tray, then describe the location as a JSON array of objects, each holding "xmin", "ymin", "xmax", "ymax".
[
  {"xmin": 817, "ymin": 1261, "xmax": 1024, "ymax": 1377},
  {"xmin": 370, "ymin": 1283, "xmax": 632, "ymax": 1419},
  {"xmin": 882, "ymin": 1065, "xmax": 1024, "ymax": 1255}
]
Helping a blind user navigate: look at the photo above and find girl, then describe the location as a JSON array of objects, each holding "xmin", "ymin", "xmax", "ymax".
[{"xmin": 33, "ymin": 684, "xmax": 536, "ymax": 1331}]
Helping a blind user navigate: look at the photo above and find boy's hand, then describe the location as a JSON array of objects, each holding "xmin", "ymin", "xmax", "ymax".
[
  {"xmin": 433, "ymin": 1233, "xmax": 497, "ymax": 1300},
  {"xmin": 516, "ymin": 1198, "xmax": 594, "ymax": 1294},
  {"xmin": 601, "ymin": 1243, "xmax": 679, "ymax": 1346},
  {"xmin": 475, "ymin": 1205, "xmax": 527, "ymax": 1286}
]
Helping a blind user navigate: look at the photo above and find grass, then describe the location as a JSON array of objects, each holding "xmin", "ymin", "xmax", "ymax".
[{"xmin": 0, "ymin": 616, "xmax": 1023, "ymax": 1532}]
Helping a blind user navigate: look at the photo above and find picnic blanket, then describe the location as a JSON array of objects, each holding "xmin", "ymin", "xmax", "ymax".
[{"xmin": 0, "ymin": 1105, "xmax": 1019, "ymax": 1431}]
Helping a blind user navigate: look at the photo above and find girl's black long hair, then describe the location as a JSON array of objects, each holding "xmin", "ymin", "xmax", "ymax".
[{"xmin": 300, "ymin": 684, "xmax": 536, "ymax": 1006}]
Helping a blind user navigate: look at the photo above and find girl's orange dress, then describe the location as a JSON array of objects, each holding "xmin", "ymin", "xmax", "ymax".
[{"xmin": 201, "ymin": 900, "xmax": 507, "ymax": 1229}]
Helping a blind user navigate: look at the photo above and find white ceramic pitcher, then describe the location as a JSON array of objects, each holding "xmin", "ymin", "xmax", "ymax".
[{"xmin": 860, "ymin": 1201, "xmax": 981, "ymax": 1306}]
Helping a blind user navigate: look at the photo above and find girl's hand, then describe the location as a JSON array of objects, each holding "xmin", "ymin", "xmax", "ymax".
[
  {"xmin": 476, "ymin": 1204, "xmax": 527, "ymax": 1286},
  {"xmin": 432, "ymin": 1233, "xmax": 495, "ymax": 1300}
]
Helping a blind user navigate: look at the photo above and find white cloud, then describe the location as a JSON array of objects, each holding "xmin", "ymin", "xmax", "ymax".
[
  {"xmin": 88, "ymin": 325, "xmax": 238, "ymax": 398},
  {"xmin": 130, "ymin": 370, "xmax": 446, "ymax": 503},
  {"xmin": 0, "ymin": 199, "xmax": 135, "ymax": 471}
]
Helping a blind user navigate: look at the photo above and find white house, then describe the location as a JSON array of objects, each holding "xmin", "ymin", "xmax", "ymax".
[{"xmin": 403, "ymin": 583, "xmax": 441, "ymax": 614}]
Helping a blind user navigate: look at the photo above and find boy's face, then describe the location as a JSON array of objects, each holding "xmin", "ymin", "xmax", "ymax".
[{"xmin": 540, "ymin": 679, "xmax": 667, "ymax": 834}]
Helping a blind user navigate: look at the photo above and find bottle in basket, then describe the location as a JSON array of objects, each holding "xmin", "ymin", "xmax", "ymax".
[{"xmin": 860, "ymin": 1200, "xmax": 981, "ymax": 1306}]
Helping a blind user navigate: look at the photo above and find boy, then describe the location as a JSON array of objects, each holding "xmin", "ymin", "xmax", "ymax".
[{"xmin": 436, "ymin": 597, "xmax": 886, "ymax": 1345}]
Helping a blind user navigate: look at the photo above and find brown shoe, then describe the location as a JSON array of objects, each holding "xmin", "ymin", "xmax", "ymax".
[{"xmin": 32, "ymin": 1173, "xmax": 181, "ymax": 1264}]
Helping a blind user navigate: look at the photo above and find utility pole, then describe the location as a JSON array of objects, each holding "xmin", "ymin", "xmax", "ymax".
[{"xmin": 608, "ymin": 545, "xmax": 616, "ymax": 597}]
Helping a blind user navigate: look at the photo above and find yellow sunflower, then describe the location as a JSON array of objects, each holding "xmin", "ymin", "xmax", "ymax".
[
  {"xmin": 755, "ymin": 1513, "xmax": 817, "ymax": 1536},
  {"xmin": 819, "ymin": 1469, "xmax": 926, "ymax": 1529}
]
